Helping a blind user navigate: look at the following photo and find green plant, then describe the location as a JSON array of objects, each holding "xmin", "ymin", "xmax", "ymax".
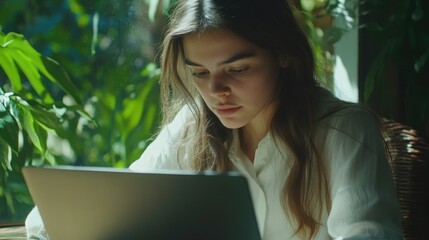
[
  {"xmin": 301, "ymin": 0, "xmax": 358, "ymax": 86},
  {"xmin": 360, "ymin": 0, "xmax": 429, "ymax": 136},
  {"xmin": 298, "ymin": 0, "xmax": 428, "ymax": 138},
  {"xmin": 0, "ymin": 0, "xmax": 163, "ymax": 222},
  {"xmin": 0, "ymin": 32, "xmax": 89, "ymax": 221}
]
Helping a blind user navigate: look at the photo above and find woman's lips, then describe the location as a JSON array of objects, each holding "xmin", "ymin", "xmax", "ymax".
[{"xmin": 214, "ymin": 106, "xmax": 241, "ymax": 116}]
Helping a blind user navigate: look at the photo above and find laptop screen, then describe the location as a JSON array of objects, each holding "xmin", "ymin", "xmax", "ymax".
[{"xmin": 23, "ymin": 166, "xmax": 261, "ymax": 240}]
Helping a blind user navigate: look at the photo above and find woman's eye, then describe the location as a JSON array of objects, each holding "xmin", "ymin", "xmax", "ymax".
[
  {"xmin": 229, "ymin": 66, "xmax": 249, "ymax": 74},
  {"xmin": 191, "ymin": 70, "xmax": 209, "ymax": 78}
]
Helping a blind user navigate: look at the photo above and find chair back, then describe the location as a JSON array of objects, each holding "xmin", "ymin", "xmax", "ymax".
[{"xmin": 382, "ymin": 119, "xmax": 429, "ymax": 240}]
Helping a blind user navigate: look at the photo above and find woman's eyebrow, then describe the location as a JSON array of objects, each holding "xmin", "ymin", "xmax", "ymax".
[{"xmin": 184, "ymin": 51, "xmax": 256, "ymax": 67}]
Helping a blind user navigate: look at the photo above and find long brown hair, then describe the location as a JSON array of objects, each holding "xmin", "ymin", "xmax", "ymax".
[{"xmin": 159, "ymin": 0, "xmax": 330, "ymax": 238}]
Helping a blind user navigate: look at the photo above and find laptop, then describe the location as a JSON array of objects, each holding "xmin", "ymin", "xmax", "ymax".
[{"xmin": 22, "ymin": 166, "xmax": 261, "ymax": 240}]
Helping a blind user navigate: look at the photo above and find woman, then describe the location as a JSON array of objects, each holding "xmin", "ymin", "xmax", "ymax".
[
  {"xmin": 129, "ymin": 0, "xmax": 402, "ymax": 239},
  {"xmin": 26, "ymin": 0, "xmax": 403, "ymax": 239}
]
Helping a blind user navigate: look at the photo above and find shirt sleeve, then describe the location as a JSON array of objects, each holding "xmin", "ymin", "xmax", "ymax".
[
  {"xmin": 25, "ymin": 206, "xmax": 48, "ymax": 240},
  {"xmin": 129, "ymin": 106, "xmax": 194, "ymax": 171},
  {"xmin": 323, "ymin": 107, "xmax": 403, "ymax": 239}
]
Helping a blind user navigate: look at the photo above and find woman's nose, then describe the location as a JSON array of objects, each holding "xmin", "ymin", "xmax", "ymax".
[{"xmin": 209, "ymin": 74, "xmax": 231, "ymax": 97}]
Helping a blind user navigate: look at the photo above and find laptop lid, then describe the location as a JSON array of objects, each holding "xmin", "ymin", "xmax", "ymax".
[{"xmin": 22, "ymin": 166, "xmax": 261, "ymax": 240}]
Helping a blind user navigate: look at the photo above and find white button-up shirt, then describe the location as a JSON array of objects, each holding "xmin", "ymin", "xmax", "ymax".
[{"xmin": 129, "ymin": 97, "xmax": 403, "ymax": 240}]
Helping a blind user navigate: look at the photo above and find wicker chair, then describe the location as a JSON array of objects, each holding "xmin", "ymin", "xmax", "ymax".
[{"xmin": 382, "ymin": 119, "xmax": 429, "ymax": 240}]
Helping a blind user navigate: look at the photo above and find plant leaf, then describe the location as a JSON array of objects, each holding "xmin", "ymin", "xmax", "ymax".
[
  {"xmin": 0, "ymin": 138, "xmax": 13, "ymax": 171},
  {"xmin": 1, "ymin": 32, "xmax": 82, "ymax": 105},
  {"xmin": 148, "ymin": 0, "xmax": 160, "ymax": 22},
  {"xmin": 25, "ymin": 99, "xmax": 61, "ymax": 130},
  {"xmin": 8, "ymin": 98, "xmax": 47, "ymax": 153},
  {"xmin": 363, "ymin": 37, "xmax": 402, "ymax": 102},
  {"xmin": 121, "ymin": 64, "xmax": 159, "ymax": 138},
  {"xmin": 3, "ymin": 33, "xmax": 54, "ymax": 103},
  {"xmin": 11, "ymin": 49, "xmax": 54, "ymax": 103},
  {"xmin": 41, "ymin": 57, "xmax": 82, "ymax": 105},
  {"xmin": 0, "ymin": 98, "xmax": 19, "ymax": 152},
  {"xmin": 414, "ymin": 52, "xmax": 428, "ymax": 72},
  {"xmin": 0, "ymin": 49, "xmax": 22, "ymax": 91}
]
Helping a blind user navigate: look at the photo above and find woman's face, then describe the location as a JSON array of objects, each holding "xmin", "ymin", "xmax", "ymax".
[{"xmin": 182, "ymin": 28, "xmax": 282, "ymax": 130}]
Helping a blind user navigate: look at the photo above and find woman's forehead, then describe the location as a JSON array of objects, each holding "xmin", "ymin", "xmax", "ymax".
[{"xmin": 182, "ymin": 29, "xmax": 261, "ymax": 61}]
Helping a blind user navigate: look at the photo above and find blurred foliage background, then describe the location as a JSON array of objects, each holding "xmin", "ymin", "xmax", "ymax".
[
  {"xmin": 0, "ymin": 0, "xmax": 164, "ymax": 223},
  {"xmin": 359, "ymin": 0, "xmax": 429, "ymax": 139}
]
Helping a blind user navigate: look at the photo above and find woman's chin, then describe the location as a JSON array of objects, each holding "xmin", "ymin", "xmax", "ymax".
[{"xmin": 218, "ymin": 119, "xmax": 246, "ymax": 129}]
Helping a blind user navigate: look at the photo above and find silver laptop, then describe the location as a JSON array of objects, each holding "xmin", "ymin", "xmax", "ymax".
[{"xmin": 22, "ymin": 166, "xmax": 261, "ymax": 240}]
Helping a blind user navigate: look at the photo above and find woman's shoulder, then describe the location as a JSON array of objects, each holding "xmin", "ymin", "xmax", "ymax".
[
  {"xmin": 324, "ymin": 103, "xmax": 379, "ymax": 126},
  {"xmin": 315, "ymin": 87, "xmax": 380, "ymax": 126},
  {"xmin": 315, "ymin": 88, "xmax": 383, "ymax": 147}
]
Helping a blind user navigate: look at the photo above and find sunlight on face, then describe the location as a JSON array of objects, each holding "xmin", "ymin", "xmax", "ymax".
[{"xmin": 182, "ymin": 28, "xmax": 281, "ymax": 131}]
